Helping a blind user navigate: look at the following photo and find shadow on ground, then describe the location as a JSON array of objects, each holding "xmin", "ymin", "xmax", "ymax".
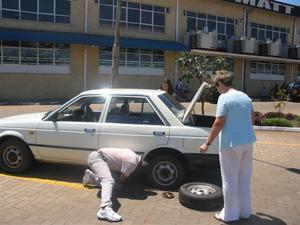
[
  {"xmin": 0, "ymin": 162, "xmax": 222, "ymax": 189},
  {"xmin": 218, "ymin": 213, "xmax": 287, "ymax": 225}
]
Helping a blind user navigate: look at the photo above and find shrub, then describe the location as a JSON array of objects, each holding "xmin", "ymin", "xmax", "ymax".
[
  {"xmin": 264, "ymin": 112, "xmax": 285, "ymax": 118},
  {"xmin": 261, "ymin": 118, "xmax": 292, "ymax": 127},
  {"xmin": 284, "ymin": 113, "xmax": 294, "ymax": 120},
  {"xmin": 294, "ymin": 114, "xmax": 300, "ymax": 122}
]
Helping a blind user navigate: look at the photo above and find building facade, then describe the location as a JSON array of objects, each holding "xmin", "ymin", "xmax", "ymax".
[{"xmin": 0, "ymin": 0, "xmax": 299, "ymax": 101}]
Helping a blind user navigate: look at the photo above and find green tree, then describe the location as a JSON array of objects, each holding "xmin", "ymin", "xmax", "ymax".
[
  {"xmin": 176, "ymin": 53, "xmax": 231, "ymax": 81},
  {"xmin": 176, "ymin": 53, "xmax": 231, "ymax": 114}
]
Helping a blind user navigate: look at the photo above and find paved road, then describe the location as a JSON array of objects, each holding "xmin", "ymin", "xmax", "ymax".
[{"xmin": 0, "ymin": 105, "xmax": 299, "ymax": 225}]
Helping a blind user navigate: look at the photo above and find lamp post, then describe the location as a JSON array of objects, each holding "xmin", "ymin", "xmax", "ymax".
[{"xmin": 111, "ymin": 0, "xmax": 122, "ymax": 88}]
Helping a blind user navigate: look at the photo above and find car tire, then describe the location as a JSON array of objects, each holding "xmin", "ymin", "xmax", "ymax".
[
  {"xmin": 147, "ymin": 155, "xmax": 185, "ymax": 190},
  {"xmin": 0, "ymin": 139, "xmax": 33, "ymax": 173},
  {"xmin": 179, "ymin": 182, "xmax": 223, "ymax": 211}
]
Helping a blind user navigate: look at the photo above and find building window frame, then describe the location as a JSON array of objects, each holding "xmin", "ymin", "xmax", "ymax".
[
  {"xmin": 249, "ymin": 61, "xmax": 285, "ymax": 81},
  {"xmin": 98, "ymin": 0, "xmax": 169, "ymax": 33},
  {"xmin": 250, "ymin": 22, "xmax": 288, "ymax": 43},
  {"xmin": 0, "ymin": 40, "xmax": 70, "ymax": 74},
  {"xmin": 99, "ymin": 47, "xmax": 164, "ymax": 76},
  {"xmin": 186, "ymin": 10, "xmax": 235, "ymax": 40},
  {"xmin": 1, "ymin": 0, "xmax": 71, "ymax": 24}
]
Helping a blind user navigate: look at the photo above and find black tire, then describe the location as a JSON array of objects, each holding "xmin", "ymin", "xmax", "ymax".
[
  {"xmin": 0, "ymin": 139, "xmax": 33, "ymax": 173},
  {"xmin": 179, "ymin": 182, "xmax": 223, "ymax": 211},
  {"xmin": 147, "ymin": 155, "xmax": 185, "ymax": 190}
]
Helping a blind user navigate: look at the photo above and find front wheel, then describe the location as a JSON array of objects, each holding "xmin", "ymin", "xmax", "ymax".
[
  {"xmin": 0, "ymin": 139, "xmax": 33, "ymax": 173},
  {"xmin": 146, "ymin": 155, "xmax": 185, "ymax": 190}
]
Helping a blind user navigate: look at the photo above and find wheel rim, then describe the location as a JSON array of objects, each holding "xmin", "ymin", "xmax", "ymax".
[
  {"xmin": 152, "ymin": 161, "xmax": 178, "ymax": 186},
  {"xmin": 186, "ymin": 185, "xmax": 216, "ymax": 196},
  {"xmin": 3, "ymin": 145, "xmax": 23, "ymax": 168}
]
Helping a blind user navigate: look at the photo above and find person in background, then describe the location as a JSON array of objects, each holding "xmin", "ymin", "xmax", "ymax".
[
  {"xmin": 271, "ymin": 83, "xmax": 278, "ymax": 98},
  {"xmin": 260, "ymin": 86, "xmax": 268, "ymax": 101},
  {"xmin": 83, "ymin": 148, "xmax": 141, "ymax": 222},
  {"xmin": 199, "ymin": 70, "xmax": 256, "ymax": 223},
  {"xmin": 160, "ymin": 78, "xmax": 175, "ymax": 96}
]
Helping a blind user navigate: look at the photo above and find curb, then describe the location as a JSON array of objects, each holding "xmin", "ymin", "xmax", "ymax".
[{"xmin": 254, "ymin": 125, "xmax": 300, "ymax": 132}]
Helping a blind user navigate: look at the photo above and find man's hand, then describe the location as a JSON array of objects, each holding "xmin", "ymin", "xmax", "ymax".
[
  {"xmin": 119, "ymin": 173, "xmax": 127, "ymax": 183},
  {"xmin": 200, "ymin": 143, "xmax": 209, "ymax": 154}
]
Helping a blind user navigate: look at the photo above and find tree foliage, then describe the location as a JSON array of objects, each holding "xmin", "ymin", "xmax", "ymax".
[{"xmin": 176, "ymin": 53, "xmax": 231, "ymax": 82}]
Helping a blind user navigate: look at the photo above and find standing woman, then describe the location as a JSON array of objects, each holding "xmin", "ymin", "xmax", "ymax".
[
  {"xmin": 160, "ymin": 78, "xmax": 175, "ymax": 96},
  {"xmin": 200, "ymin": 70, "xmax": 256, "ymax": 223}
]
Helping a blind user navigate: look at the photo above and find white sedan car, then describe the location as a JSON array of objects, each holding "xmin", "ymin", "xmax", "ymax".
[{"xmin": 0, "ymin": 83, "xmax": 218, "ymax": 189}]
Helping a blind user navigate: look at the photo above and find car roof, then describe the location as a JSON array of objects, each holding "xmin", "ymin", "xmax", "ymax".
[{"xmin": 80, "ymin": 88, "xmax": 165, "ymax": 96}]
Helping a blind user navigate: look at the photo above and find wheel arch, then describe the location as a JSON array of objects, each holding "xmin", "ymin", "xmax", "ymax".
[
  {"xmin": 143, "ymin": 147, "xmax": 188, "ymax": 166},
  {"xmin": 0, "ymin": 134, "xmax": 32, "ymax": 155}
]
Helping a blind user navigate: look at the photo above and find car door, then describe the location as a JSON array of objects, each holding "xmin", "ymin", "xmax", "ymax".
[
  {"xmin": 99, "ymin": 96, "xmax": 169, "ymax": 153},
  {"xmin": 35, "ymin": 95, "xmax": 107, "ymax": 164}
]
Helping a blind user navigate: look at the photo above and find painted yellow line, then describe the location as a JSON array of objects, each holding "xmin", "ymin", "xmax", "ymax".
[
  {"xmin": 257, "ymin": 141, "xmax": 300, "ymax": 147},
  {"xmin": 0, "ymin": 173, "xmax": 85, "ymax": 189}
]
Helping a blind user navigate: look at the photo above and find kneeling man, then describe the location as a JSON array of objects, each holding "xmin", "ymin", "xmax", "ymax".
[{"xmin": 83, "ymin": 148, "xmax": 141, "ymax": 222}]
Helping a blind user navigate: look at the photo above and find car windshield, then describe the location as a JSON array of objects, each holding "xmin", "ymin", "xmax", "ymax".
[{"xmin": 158, "ymin": 93, "xmax": 185, "ymax": 119}]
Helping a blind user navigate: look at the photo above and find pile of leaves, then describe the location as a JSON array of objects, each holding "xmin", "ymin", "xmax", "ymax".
[{"xmin": 254, "ymin": 111, "xmax": 300, "ymax": 127}]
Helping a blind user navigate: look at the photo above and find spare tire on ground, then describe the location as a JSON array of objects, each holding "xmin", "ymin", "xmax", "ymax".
[{"xmin": 179, "ymin": 182, "xmax": 223, "ymax": 211}]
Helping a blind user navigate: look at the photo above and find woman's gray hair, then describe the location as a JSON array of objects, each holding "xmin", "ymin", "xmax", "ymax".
[{"xmin": 213, "ymin": 70, "xmax": 234, "ymax": 87}]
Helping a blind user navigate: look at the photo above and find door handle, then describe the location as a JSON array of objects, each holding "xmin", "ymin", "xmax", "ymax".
[
  {"xmin": 84, "ymin": 128, "xmax": 96, "ymax": 133},
  {"xmin": 153, "ymin": 131, "xmax": 165, "ymax": 136}
]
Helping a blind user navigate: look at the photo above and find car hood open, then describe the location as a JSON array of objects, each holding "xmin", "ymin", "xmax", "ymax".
[{"xmin": 181, "ymin": 82, "xmax": 211, "ymax": 123}]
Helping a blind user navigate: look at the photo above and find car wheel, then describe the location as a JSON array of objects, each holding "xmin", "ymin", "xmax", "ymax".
[
  {"xmin": 0, "ymin": 139, "xmax": 33, "ymax": 173},
  {"xmin": 179, "ymin": 182, "xmax": 223, "ymax": 211},
  {"xmin": 147, "ymin": 155, "xmax": 185, "ymax": 190}
]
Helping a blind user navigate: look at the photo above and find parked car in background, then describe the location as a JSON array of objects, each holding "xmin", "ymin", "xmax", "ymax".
[
  {"xmin": 287, "ymin": 81, "xmax": 300, "ymax": 102},
  {"xmin": 0, "ymin": 83, "xmax": 218, "ymax": 189}
]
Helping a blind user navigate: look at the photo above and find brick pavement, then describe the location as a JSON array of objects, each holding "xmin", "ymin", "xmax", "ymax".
[{"xmin": 0, "ymin": 104, "xmax": 299, "ymax": 225}]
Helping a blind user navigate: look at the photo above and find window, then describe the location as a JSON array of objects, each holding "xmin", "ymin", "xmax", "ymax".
[
  {"xmin": 99, "ymin": 0, "xmax": 169, "ymax": 33},
  {"xmin": 99, "ymin": 47, "xmax": 164, "ymax": 69},
  {"xmin": 186, "ymin": 11, "xmax": 235, "ymax": 39},
  {"xmin": 1, "ymin": 0, "xmax": 71, "ymax": 24},
  {"xmin": 250, "ymin": 22, "xmax": 288, "ymax": 43},
  {"xmin": 0, "ymin": 40, "xmax": 70, "ymax": 65},
  {"xmin": 106, "ymin": 97, "xmax": 164, "ymax": 125},
  {"xmin": 56, "ymin": 96, "xmax": 106, "ymax": 122},
  {"xmin": 249, "ymin": 61, "xmax": 285, "ymax": 80}
]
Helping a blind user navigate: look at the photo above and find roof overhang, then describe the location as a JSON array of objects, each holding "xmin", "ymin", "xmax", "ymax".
[
  {"xmin": 0, "ymin": 28, "xmax": 190, "ymax": 52},
  {"xmin": 192, "ymin": 49, "xmax": 300, "ymax": 64}
]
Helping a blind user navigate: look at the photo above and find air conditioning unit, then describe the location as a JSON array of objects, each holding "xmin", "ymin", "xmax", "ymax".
[
  {"xmin": 269, "ymin": 39, "xmax": 281, "ymax": 56},
  {"xmin": 233, "ymin": 40, "xmax": 243, "ymax": 53},
  {"xmin": 243, "ymin": 38, "xmax": 257, "ymax": 54},
  {"xmin": 288, "ymin": 47, "xmax": 298, "ymax": 59},
  {"xmin": 258, "ymin": 43, "xmax": 270, "ymax": 56},
  {"xmin": 187, "ymin": 30, "xmax": 216, "ymax": 49}
]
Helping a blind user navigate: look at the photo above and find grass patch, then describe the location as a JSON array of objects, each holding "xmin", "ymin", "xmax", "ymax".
[{"xmin": 261, "ymin": 118, "xmax": 293, "ymax": 127}]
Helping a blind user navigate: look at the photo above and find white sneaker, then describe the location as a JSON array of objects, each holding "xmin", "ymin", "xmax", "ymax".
[
  {"xmin": 97, "ymin": 207, "xmax": 122, "ymax": 222},
  {"xmin": 82, "ymin": 169, "xmax": 94, "ymax": 187}
]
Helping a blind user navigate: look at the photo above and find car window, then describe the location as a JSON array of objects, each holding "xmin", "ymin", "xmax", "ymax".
[
  {"xmin": 158, "ymin": 93, "xmax": 185, "ymax": 119},
  {"xmin": 55, "ymin": 96, "xmax": 106, "ymax": 122},
  {"xmin": 106, "ymin": 96, "xmax": 164, "ymax": 125}
]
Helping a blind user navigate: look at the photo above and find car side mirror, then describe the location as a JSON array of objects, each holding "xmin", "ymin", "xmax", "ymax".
[{"xmin": 48, "ymin": 112, "xmax": 58, "ymax": 122}]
